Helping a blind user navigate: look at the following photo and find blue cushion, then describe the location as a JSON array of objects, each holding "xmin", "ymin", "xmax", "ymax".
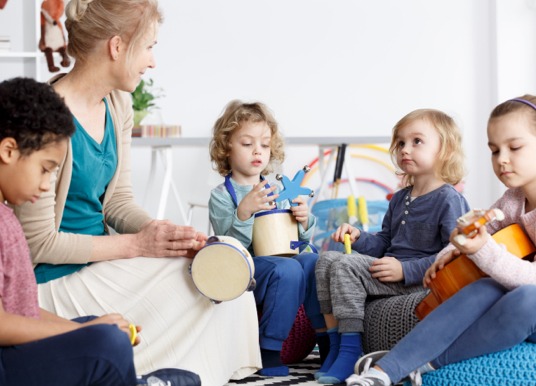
[{"xmin": 417, "ymin": 342, "xmax": 536, "ymax": 386}]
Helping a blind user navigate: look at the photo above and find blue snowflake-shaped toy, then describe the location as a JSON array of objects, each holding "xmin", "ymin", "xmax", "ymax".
[{"xmin": 274, "ymin": 165, "xmax": 315, "ymax": 207}]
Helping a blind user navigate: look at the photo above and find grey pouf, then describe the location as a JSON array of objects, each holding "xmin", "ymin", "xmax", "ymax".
[{"xmin": 363, "ymin": 291, "xmax": 428, "ymax": 353}]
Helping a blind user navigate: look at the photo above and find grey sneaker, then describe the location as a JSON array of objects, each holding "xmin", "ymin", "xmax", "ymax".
[
  {"xmin": 346, "ymin": 372, "xmax": 388, "ymax": 386},
  {"xmin": 351, "ymin": 351, "xmax": 422, "ymax": 386},
  {"xmin": 136, "ymin": 368, "xmax": 201, "ymax": 386},
  {"xmin": 407, "ymin": 370, "xmax": 422, "ymax": 386},
  {"xmin": 354, "ymin": 350, "xmax": 389, "ymax": 375}
]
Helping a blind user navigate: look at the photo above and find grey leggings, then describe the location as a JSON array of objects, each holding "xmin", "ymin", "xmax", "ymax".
[{"xmin": 315, "ymin": 251, "xmax": 424, "ymax": 333}]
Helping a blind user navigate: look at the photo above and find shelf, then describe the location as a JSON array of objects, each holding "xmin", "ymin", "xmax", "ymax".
[
  {"xmin": 131, "ymin": 136, "xmax": 391, "ymax": 148},
  {"xmin": 0, "ymin": 0, "xmax": 47, "ymax": 81},
  {"xmin": 0, "ymin": 51, "xmax": 40, "ymax": 58}
]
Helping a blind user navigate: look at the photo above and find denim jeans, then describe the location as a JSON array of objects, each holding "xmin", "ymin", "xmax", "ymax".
[
  {"xmin": 377, "ymin": 278, "xmax": 536, "ymax": 383},
  {"xmin": 254, "ymin": 252, "xmax": 324, "ymax": 350},
  {"xmin": 0, "ymin": 316, "xmax": 136, "ymax": 386}
]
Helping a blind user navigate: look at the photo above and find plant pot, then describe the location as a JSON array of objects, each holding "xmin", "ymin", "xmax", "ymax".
[{"xmin": 133, "ymin": 110, "xmax": 149, "ymax": 128}]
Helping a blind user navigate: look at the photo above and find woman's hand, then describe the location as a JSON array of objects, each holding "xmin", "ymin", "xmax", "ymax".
[
  {"xmin": 331, "ymin": 223, "xmax": 361, "ymax": 243},
  {"xmin": 290, "ymin": 196, "xmax": 310, "ymax": 230},
  {"xmin": 236, "ymin": 179, "xmax": 278, "ymax": 221},
  {"xmin": 423, "ymin": 248, "xmax": 460, "ymax": 287},
  {"xmin": 134, "ymin": 220, "xmax": 203, "ymax": 258}
]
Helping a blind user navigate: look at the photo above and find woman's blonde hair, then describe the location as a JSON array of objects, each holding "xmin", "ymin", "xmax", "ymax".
[
  {"xmin": 65, "ymin": 0, "xmax": 163, "ymax": 63},
  {"xmin": 210, "ymin": 100, "xmax": 285, "ymax": 177},
  {"xmin": 389, "ymin": 109, "xmax": 465, "ymax": 187},
  {"xmin": 489, "ymin": 94, "xmax": 536, "ymax": 132}
]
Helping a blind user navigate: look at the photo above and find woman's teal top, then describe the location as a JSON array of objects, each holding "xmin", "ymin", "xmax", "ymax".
[{"xmin": 35, "ymin": 99, "xmax": 118, "ymax": 284}]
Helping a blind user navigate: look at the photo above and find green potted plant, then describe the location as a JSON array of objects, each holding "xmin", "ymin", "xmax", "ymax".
[{"xmin": 131, "ymin": 78, "xmax": 161, "ymax": 127}]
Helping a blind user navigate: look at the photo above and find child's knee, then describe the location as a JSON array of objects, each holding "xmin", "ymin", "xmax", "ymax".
[
  {"xmin": 331, "ymin": 256, "xmax": 369, "ymax": 277},
  {"xmin": 469, "ymin": 277, "xmax": 506, "ymax": 295},
  {"xmin": 318, "ymin": 251, "xmax": 343, "ymax": 265},
  {"xmin": 82, "ymin": 324, "xmax": 132, "ymax": 360},
  {"xmin": 509, "ymin": 285, "xmax": 536, "ymax": 320},
  {"xmin": 316, "ymin": 251, "xmax": 342, "ymax": 274},
  {"xmin": 278, "ymin": 257, "xmax": 304, "ymax": 276},
  {"xmin": 270, "ymin": 258, "xmax": 305, "ymax": 290},
  {"xmin": 295, "ymin": 252, "xmax": 318, "ymax": 274}
]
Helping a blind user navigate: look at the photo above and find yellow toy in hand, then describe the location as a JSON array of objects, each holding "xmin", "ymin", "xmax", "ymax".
[
  {"xmin": 129, "ymin": 324, "xmax": 137, "ymax": 345},
  {"xmin": 344, "ymin": 234, "xmax": 352, "ymax": 254}
]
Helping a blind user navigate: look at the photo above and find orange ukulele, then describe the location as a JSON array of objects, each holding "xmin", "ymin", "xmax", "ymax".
[{"xmin": 415, "ymin": 210, "xmax": 536, "ymax": 320}]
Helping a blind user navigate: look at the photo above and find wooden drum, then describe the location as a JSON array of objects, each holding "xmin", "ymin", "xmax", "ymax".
[
  {"xmin": 189, "ymin": 235, "xmax": 256, "ymax": 303},
  {"xmin": 253, "ymin": 209, "xmax": 299, "ymax": 257}
]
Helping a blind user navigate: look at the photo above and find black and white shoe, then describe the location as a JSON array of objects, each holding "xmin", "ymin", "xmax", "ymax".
[
  {"xmin": 346, "ymin": 372, "xmax": 388, "ymax": 386},
  {"xmin": 136, "ymin": 368, "xmax": 201, "ymax": 386},
  {"xmin": 354, "ymin": 350, "xmax": 389, "ymax": 376},
  {"xmin": 352, "ymin": 351, "xmax": 422, "ymax": 386}
]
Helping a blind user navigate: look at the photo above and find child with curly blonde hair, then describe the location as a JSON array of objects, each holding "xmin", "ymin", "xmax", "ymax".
[{"xmin": 209, "ymin": 100, "xmax": 326, "ymax": 376}]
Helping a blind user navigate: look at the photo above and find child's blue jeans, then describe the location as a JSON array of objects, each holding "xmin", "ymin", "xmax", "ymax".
[
  {"xmin": 377, "ymin": 278, "xmax": 536, "ymax": 383},
  {"xmin": 254, "ymin": 252, "xmax": 324, "ymax": 350},
  {"xmin": 0, "ymin": 316, "xmax": 136, "ymax": 386}
]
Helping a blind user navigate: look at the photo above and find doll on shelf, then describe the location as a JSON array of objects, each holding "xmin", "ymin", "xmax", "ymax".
[{"xmin": 39, "ymin": 0, "xmax": 71, "ymax": 72}]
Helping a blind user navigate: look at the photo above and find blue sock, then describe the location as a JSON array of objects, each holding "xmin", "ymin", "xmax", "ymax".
[
  {"xmin": 316, "ymin": 331, "xmax": 330, "ymax": 364},
  {"xmin": 318, "ymin": 332, "xmax": 362, "ymax": 384},
  {"xmin": 315, "ymin": 327, "xmax": 340, "ymax": 379},
  {"xmin": 258, "ymin": 349, "xmax": 289, "ymax": 377},
  {"xmin": 257, "ymin": 366, "xmax": 289, "ymax": 377}
]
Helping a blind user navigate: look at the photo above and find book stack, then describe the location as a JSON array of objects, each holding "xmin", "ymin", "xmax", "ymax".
[
  {"xmin": 131, "ymin": 124, "xmax": 182, "ymax": 138},
  {"xmin": 0, "ymin": 36, "xmax": 11, "ymax": 52}
]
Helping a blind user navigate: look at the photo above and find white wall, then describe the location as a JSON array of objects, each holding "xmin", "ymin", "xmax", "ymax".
[{"xmin": 2, "ymin": 0, "xmax": 536, "ymax": 231}]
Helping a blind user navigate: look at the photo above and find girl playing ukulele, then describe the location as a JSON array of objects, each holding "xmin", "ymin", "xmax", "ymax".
[{"xmin": 347, "ymin": 95, "xmax": 536, "ymax": 386}]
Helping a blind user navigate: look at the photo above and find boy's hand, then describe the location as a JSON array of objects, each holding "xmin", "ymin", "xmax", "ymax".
[
  {"xmin": 290, "ymin": 196, "xmax": 309, "ymax": 230},
  {"xmin": 369, "ymin": 256, "xmax": 403, "ymax": 282},
  {"xmin": 450, "ymin": 221, "xmax": 489, "ymax": 255},
  {"xmin": 423, "ymin": 249, "xmax": 460, "ymax": 287},
  {"xmin": 237, "ymin": 179, "xmax": 278, "ymax": 221},
  {"xmin": 331, "ymin": 223, "xmax": 361, "ymax": 243},
  {"xmin": 184, "ymin": 231, "xmax": 208, "ymax": 259},
  {"xmin": 83, "ymin": 313, "xmax": 141, "ymax": 345}
]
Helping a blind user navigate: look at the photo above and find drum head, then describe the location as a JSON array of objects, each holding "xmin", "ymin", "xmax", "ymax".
[{"xmin": 191, "ymin": 242, "xmax": 254, "ymax": 302}]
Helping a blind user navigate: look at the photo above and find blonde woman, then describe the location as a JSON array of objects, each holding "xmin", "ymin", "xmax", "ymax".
[{"xmin": 13, "ymin": 1, "xmax": 261, "ymax": 385}]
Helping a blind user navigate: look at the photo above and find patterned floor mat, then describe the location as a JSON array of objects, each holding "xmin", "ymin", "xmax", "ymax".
[{"xmin": 225, "ymin": 351, "xmax": 344, "ymax": 386}]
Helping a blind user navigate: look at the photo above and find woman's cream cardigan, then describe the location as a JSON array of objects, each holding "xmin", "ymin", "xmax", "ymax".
[{"xmin": 14, "ymin": 79, "xmax": 151, "ymax": 266}]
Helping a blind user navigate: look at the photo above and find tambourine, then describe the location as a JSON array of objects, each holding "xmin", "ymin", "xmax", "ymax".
[
  {"xmin": 189, "ymin": 235, "xmax": 255, "ymax": 303},
  {"xmin": 253, "ymin": 209, "xmax": 299, "ymax": 257}
]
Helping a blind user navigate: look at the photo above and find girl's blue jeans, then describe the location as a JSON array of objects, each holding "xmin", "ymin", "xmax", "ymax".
[{"xmin": 377, "ymin": 278, "xmax": 536, "ymax": 383}]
